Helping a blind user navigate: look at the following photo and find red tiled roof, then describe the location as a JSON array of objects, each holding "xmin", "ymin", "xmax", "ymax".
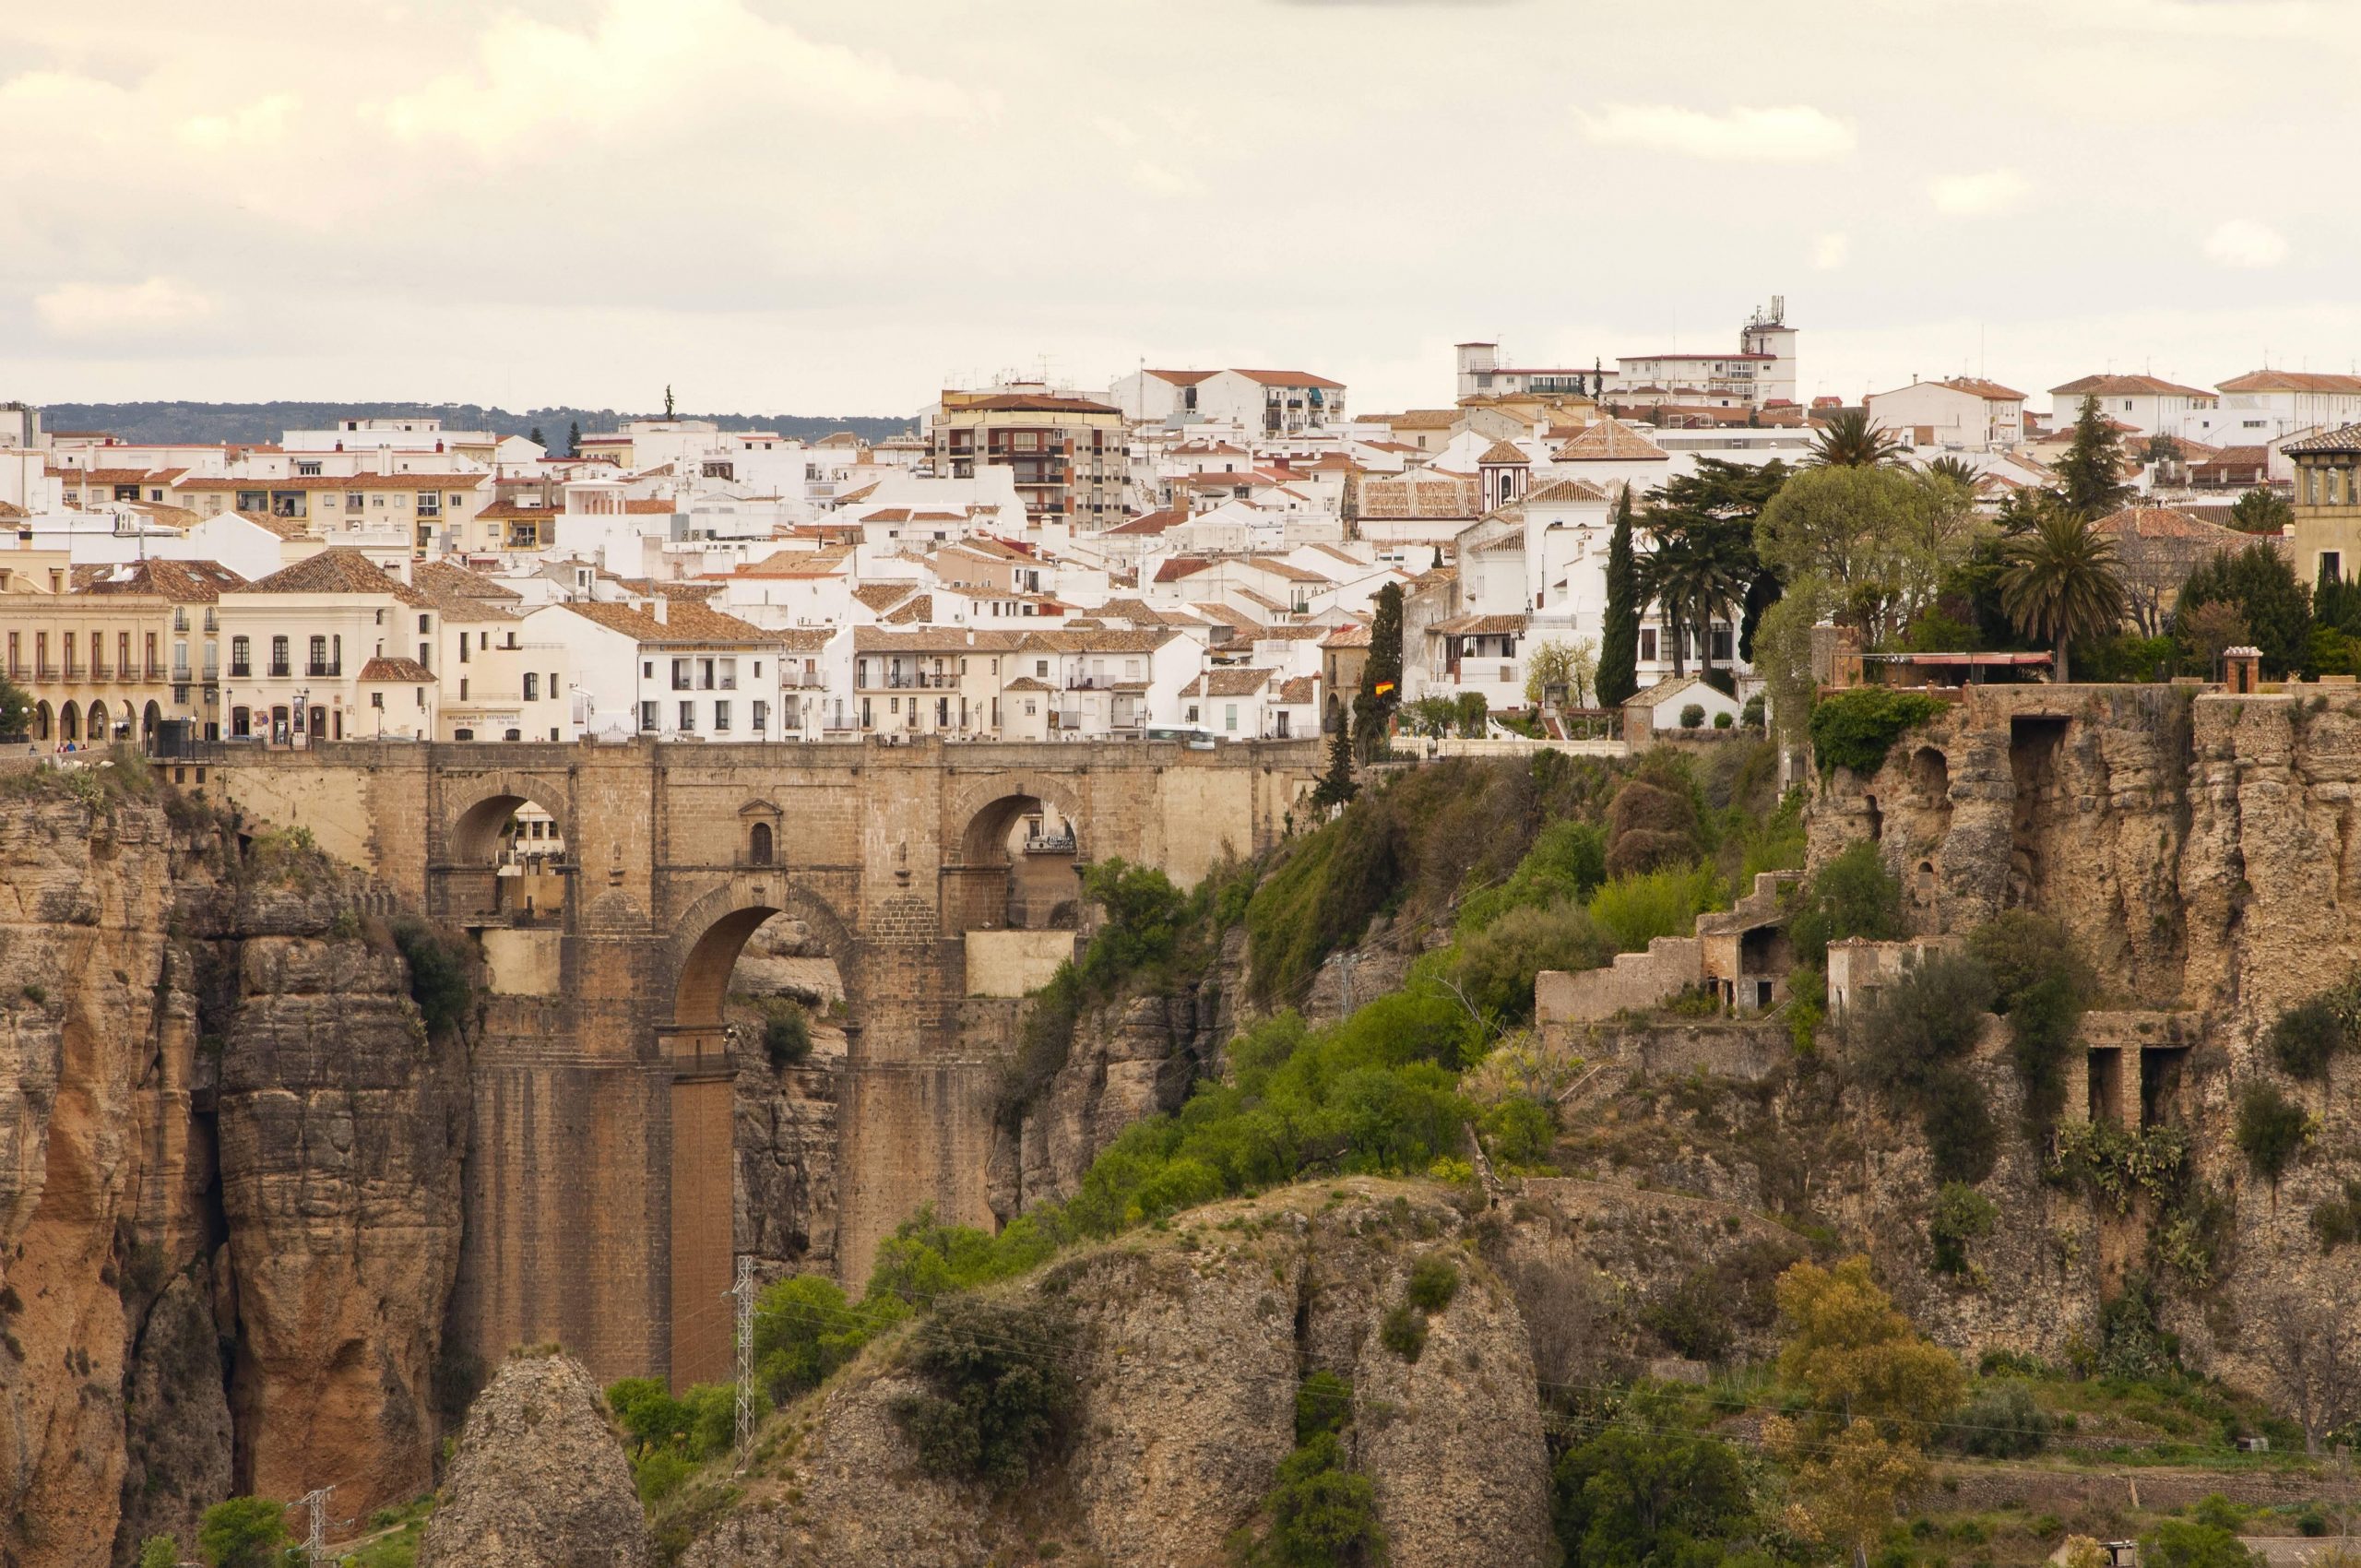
[{"xmin": 358, "ymin": 657, "xmax": 435, "ymax": 683}]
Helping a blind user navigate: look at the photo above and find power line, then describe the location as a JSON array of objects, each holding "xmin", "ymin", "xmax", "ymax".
[{"xmin": 296, "ymin": 1486, "xmax": 332, "ymax": 1568}]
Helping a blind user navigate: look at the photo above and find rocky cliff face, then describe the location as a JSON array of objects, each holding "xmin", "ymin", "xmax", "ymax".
[
  {"xmin": 0, "ymin": 776, "xmax": 466, "ymax": 1565},
  {"xmin": 678, "ymin": 1181, "xmax": 1554, "ymax": 1568},
  {"xmin": 1799, "ymin": 683, "xmax": 2361, "ymax": 1392},
  {"xmin": 416, "ymin": 1350, "xmax": 649, "ymax": 1568}
]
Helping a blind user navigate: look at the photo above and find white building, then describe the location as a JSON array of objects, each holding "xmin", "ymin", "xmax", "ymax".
[
  {"xmin": 1864, "ymin": 377, "xmax": 2027, "ymax": 451},
  {"xmin": 2047, "ymin": 374, "xmax": 2216, "ymax": 437},
  {"xmin": 524, "ymin": 596, "xmax": 786, "ymax": 741},
  {"xmin": 2198, "ymin": 371, "xmax": 2361, "ymax": 446},
  {"xmin": 1110, "ymin": 368, "xmax": 1348, "ymax": 434}
]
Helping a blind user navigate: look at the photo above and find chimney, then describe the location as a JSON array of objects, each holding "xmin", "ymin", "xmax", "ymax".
[{"xmin": 651, "ymin": 596, "xmax": 669, "ymax": 625}]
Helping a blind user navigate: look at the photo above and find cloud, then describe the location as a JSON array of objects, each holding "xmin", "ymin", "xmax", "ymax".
[
  {"xmin": 1127, "ymin": 161, "xmax": 1203, "ymax": 197},
  {"xmin": 1813, "ymin": 232, "xmax": 1851, "ymax": 270},
  {"xmin": 35, "ymin": 277, "xmax": 219, "ymax": 338},
  {"xmin": 2204, "ymin": 217, "xmax": 2288, "ymax": 268},
  {"xmin": 1928, "ymin": 168, "xmax": 2030, "ymax": 217},
  {"xmin": 1576, "ymin": 103, "xmax": 1854, "ymax": 163},
  {"xmin": 376, "ymin": 0, "xmax": 976, "ymax": 157},
  {"xmin": 178, "ymin": 92, "xmax": 298, "ymax": 150}
]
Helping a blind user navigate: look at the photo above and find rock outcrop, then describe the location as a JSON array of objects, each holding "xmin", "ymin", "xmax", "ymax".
[
  {"xmin": 417, "ymin": 1351, "xmax": 650, "ymax": 1568},
  {"xmin": 681, "ymin": 1182, "xmax": 1554, "ymax": 1568}
]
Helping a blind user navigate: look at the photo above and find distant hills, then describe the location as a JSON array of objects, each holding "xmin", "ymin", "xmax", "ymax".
[{"xmin": 35, "ymin": 401, "xmax": 918, "ymax": 448}]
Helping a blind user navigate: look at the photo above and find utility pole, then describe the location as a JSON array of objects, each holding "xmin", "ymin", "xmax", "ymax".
[
  {"xmin": 729, "ymin": 1255, "xmax": 757, "ymax": 1459},
  {"xmin": 1337, "ymin": 951, "xmax": 1358, "ymax": 1016},
  {"xmin": 296, "ymin": 1486, "xmax": 332, "ymax": 1568}
]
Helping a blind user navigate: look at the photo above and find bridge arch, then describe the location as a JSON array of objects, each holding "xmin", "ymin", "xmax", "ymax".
[
  {"xmin": 947, "ymin": 775, "xmax": 1090, "ymax": 932},
  {"xmin": 442, "ymin": 771, "xmax": 578, "ymax": 864},
  {"xmin": 667, "ymin": 873, "xmax": 860, "ymax": 1028}
]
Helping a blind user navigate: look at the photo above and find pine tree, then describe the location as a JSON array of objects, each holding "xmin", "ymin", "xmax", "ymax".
[
  {"xmin": 528, "ymin": 425, "xmax": 546, "ymax": 449},
  {"xmin": 2053, "ymin": 396, "xmax": 2134, "ymax": 519},
  {"xmin": 1312, "ymin": 716, "xmax": 1358, "ymax": 809},
  {"xmin": 566, "ymin": 421, "xmax": 582, "ymax": 459},
  {"xmin": 1596, "ymin": 486, "xmax": 1641, "ymax": 706}
]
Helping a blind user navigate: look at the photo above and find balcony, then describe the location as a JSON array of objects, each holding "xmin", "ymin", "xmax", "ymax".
[
  {"xmin": 269, "ymin": 661, "xmax": 291, "ymax": 678},
  {"xmin": 782, "ymin": 670, "xmax": 825, "ymax": 689},
  {"xmin": 306, "ymin": 660, "xmax": 341, "ymax": 678},
  {"xmin": 230, "ymin": 662, "xmax": 252, "ymax": 679},
  {"xmin": 875, "ymin": 672, "xmax": 955, "ymax": 690},
  {"xmin": 146, "ymin": 661, "xmax": 168, "ymax": 681}
]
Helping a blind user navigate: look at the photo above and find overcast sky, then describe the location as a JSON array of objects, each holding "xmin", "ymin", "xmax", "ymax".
[{"xmin": 4, "ymin": 0, "xmax": 2357, "ymax": 421}]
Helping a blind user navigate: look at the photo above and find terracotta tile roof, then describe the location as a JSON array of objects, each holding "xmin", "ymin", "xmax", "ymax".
[
  {"xmin": 777, "ymin": 628, "xmax": 834, "ymax": 652},
  {"xmin": 1934, "ymin": 376, "xmax": 2027, "ymax": 402},
  {"xmin": 230, "ymin": 510, "xmax": 314, "ymax": 540},
  {"xmin": 1322, "ymin": 623, "xmax": 1372, "ymax": 647},
  {"xmin": 76, "ymin": 557, "xmax": 247, "ymax": 601},
  {"xmin": 882, "ymin": 593, "xmax": 935, "ymax": 624},
  {"xmin": 1228, "ymin": 369, "xmax": 1346, "ymax": 389},
  {"xmin": 1551, "ymin": 420, "xmax": 1669, "ymax": 461},
  {"xmin": 552, "ymin": 598, "xmax": 777, "ymax": 646},
  {"xmin": 1478, "ymin": 439, "xmax": 1531, "ymax": 466},
  {"xmin": 2217, "ymin": 370, "xmax": 2361, "ymax": 396},
  {"xmin": 1354, "ymin": 472, "xmax": 1481, "ymax": 519},
  {"xmin": 1428, "ymin": 612, "xmax": 1529, "ymax": 636},
  {"xmin": 358, "ymin": 656, "xmax": 435, "ymax": 682},
  {"xmin": 1237, "ymin": 555, "xmax": 1328, "ymax": 582},
  {"xmin": 2049, "ymin": 373, "xmax": 2213, "ymax": 399},
  {"xmin": 851, "ymin": 582, "xmax": 920, "ymax": 612},
  {"xmin": 1277, "ymin": 675, "xmax": 1317, "ymax": 704},
  {"xmin": 738, "ymin": 547, "xmax": 851, "ymax": 577},
  {"xmin": 1524, "ymin": 478, "xmax": 1613, "ymax": 505},
  {"xmin": 1385, "ymin": 410, "xmax": 1462, "ymax": 431},
  {"xmin": 1183, "ymin": 667, "xmax": 1275, "ymax": 697},
  {"xmin": 1013, "ymin": 628, "xmax": 1174, "ymax": 653},
  {"xmin": 1153, "ymin": 557, "xmax": 1214, "ymax": 583},
  {"xmin": 415, "ymin": 560, "xmax": 522, "ymax": 600},
  {"xmin": 1145, "ymin": 369, "xmax": 1217, "ymax": 386},
  {"xmin": 952, "ymin": 393, "xmax": 1121, "ymax": 414},
  {"xmin": 1106, "ymin": 509, "xmax": 1186, "ymax": 536},
  {"xmin": 1003, "ymin": 676, "xmax": 1056, "ymax": 693},
  {"xmin": 853, "ymin": 625, "xmax": 1025, "ymax": 652},
  {"xmin": 477, "ymin": 501, "xmax": 559, "ymax": 520},
  {"xmin": 2095, "ymin": 505, "xmax": 2243, "ymax": 543},
  {"xmin": 234, "ymin": 547, "xmax": 430, "ymax": 604},
  {"xmin": 2283, "ymin": 423, "xmax": 2361, "ymax": 455}
]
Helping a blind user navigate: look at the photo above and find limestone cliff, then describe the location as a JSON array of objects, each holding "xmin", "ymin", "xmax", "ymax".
[
  {"xmin": 0, "ymin": 775, "xmax": 466, "ymax": 1565},
  {"xmin": 678, "ymin": 1182, "xmax": 1554, "ymax": 1568}
]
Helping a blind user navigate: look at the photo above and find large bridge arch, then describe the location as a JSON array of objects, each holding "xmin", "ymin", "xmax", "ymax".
[
  {"xmin": 945, "ymin": 772, "xmax": 1095, "ymax": 933},
  {"xmin": 434, "ymin": 769, "xmax": 578, "ymax": 924}
]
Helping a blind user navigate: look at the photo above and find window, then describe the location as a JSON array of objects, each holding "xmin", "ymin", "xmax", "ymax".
[
  {"xmin": 231, "ymin": 636, "xmax": 250, "ymax": 677},
  {"xmin": 270, "ymin": 636, "xmax": 290, "ymax": 677},
  {"xmin": 748, "ymin": 822, "xmax": 773, "ymax": 864},
  {"xmin": 1225, "ymin": 704, "xmax": 1240, "ymax": 731},
  {"xmin": 417, "ymin": 492, "xmax": 440, "ymax": 517},
  {"xmin": 640, "ymin": 700, "xmax": 658, "ymax": 732},
  {"xmin": 524, "ymin": 673, "xmax": 540, "ymax": 701},
  {"xmin": 679, "ymin": 701, "xmax": 695, "ymax": 731},
  {"xmin": 309, "ymin": 635, "xmax": 328, "ymax": 675},
  {"xmin": 1639, "ymin": 628, "xmax": 1658, "ymax": 662},
  {"xmin": 2325, "ymin": 552, "xmax": 2344, "ymax": 584},
  {"xmin": 672, "ymin": 658, "xmax": 691, "ymax": 691},
  {"xmin": 752, "ymin": 700, "xmax": 768, "ymax": 731},
  {"xmin": 418, "ymin": 614, "xmax": 430, "ymax": 634},
  {"xmin": 347, "ymin": 492, "xmax": 364, "ymax": 513},
  {"xmin": 713, "ymin": 700, "xmax": 730, "ymax": 731},
  {"xmin": 459, "ymin": 637, "xmax": 469, "ymax": 663}
]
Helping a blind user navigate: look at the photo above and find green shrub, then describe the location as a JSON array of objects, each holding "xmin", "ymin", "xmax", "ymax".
[
  {"xmin": 1928, "ymin": 1182, "xmax": 1998, "ymax": 1276},
  {"xmin": 1454, "ymin": 818, "xmax": 1608, "ymax": 933},
  {"xmin": 2266, "ymin": 996, "xmax": 2347, "ymax": 1080},
  {"xmin": 1481, "ymin": 1096, "xmax": 1558, "ymax": 1167},
  {"xmin": 2141, "ymin": 1516, "xmax": 2263, "ymax": 1568},
  {"xmin": 865, "ymin": 1205, "xmax": 1060, "ymax": 1308},
  {"xmin": 631, "ymin": 1445, "xmax": 695, "ymax": 1505},
  {"xmin": 390, "ymin": 918, "xmax": 474, "ymax": 1038},
  {"xmin": 1295, "ymin": 1371, "xmax": 1354, "ymax": 1443},
  {"xmin": 1809, "ymin": 688, "xmax": 1945, "ymax": 778},
  {"xmin": 1552, "ymin": 1419, "xmax": 1755, "ymax": 1568},
  {"xmin": 1679, "ymin": 703, "xmax": 1706, "ymax": 730},
  {"xmin": 1406, "ymin": 1255, "xmax": 1460, "ymax": 1313},
  {"xmin": 2050, "ymin": 1120, "xmax": 2188, "ymax": 1213},
  {"xmin": 137, "ymin": 1538, "xmax": 179, "ymax": 1568},
  {"xmin": 2309, "ymin": 1180, "xmax": 2361, "ymax": 1253},
  {"xmin": 1786, "ymin": 842, "xmax": 1904, "ymax": 967},
  {"xmin": 1741, "ymin": 695, "xmax": 1767, "ymax": 729},
  {"xmin": 1378, "ymin": 1301, "xmax": 1428, "ymax": 1362},
  {"xmin": 1842, "ymin": 951, "xmax": 1999, "ymax": 1182},
  {"xmin": 1968, "ymin": 910, "xmax": 2092, "ymax": 1132},
  {"xmin": 1448, "ymin": 900, "xmax": 1612, "ymax": 1022},
  {"xmin": 197, "ymin": 1497, "xmax": 290, "ymax": 1568},
  {"xmin": 760, "ymin": 999, "xmax": 812, "ymax": 1069},
  {"xmin": 1641, "ymin": 1268, "xmax": 1734, "ymax": 1362},
  {"xmin": 1587, "ymin": 861, "xmax": 1726, "ymax": 955},
  {"xmin": 1713, "ymin": 711, "xmax": 1734, "ymax": 730},
  {"xmin": 890, "ymin": 1295, "xmax": 1078, "ymax": 1491},
  {"xmin": 1252, "ymin": 1431, "xmax": 1385, "ymax": 1568},
  {"xmin": 752, "ymin": 1273, "xmax": 879, "ymax": 1403},
  {"xmin": 2094, "ymin": 1272, "xmax": 2180, "ymax": 1381},
  {"xmin": 19, "ymin": 983, "xmax": 47, "ymax": 1006},
  {"xmin": 2234, "ymin": 1080, "xmax": 2311, "ymax": 1185},
  {"xmin": 1946, "ymin": 1379, "xmax": 2050, "ymax": 1456}
]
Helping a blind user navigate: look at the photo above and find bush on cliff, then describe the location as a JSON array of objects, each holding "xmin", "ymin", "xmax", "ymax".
[
  {"xmin": 1968, "ymin": 910, "xmax": 2094, "ymax": 1134},
  {"xmin": 196, "ymin": 1497, "xmax": 291, "ymax": 1568},
  {"xmin": 2235, "ymin": 1081, "xmax": 2311, "ymax": 1186},
  {"xmin": 1841, "ymin": 951, "xmax": 1999, "ymax": 1183},
  {"xmin": 1551, "ymin": 1407, "xmax": 1758, "ymax": 1568},
  {"xmin": 390, "ymin": 916, "xmax": 475, "ymax": 1039},
  {"xmin": 1808, "ymin": 687, "xmax": 1945, "ymax": 779},
  {"xmin": 1786, "ymin": 842, "xmax": 1904, "ymax": 968},
  {"xmin": 890, "ymin": 1295, "xmax": 1078, "ymax": 1492}
]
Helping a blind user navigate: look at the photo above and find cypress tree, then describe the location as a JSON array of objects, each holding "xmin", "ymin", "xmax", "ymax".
[
  {"xmin": 2053, "ymin": 396, "xmax": 2134, "ymax": 519},
  {"xmin": 1596, "ymin": 486, "xmax": 1641, "ymax": 706},
  {"xmin": 566, "ymin": 420, "xmax": 583, "ymax": 458},
  {"xmin": 528, "ymin": 425, "xmax": 546, "ymax": 449},
  {"xmin": 1362, "ymin": 583, "xmax": 1404, "ymax": 713},
  {"xmin": 1312, "ymin": 716, "xmax": 1358, "ymax": 808}
]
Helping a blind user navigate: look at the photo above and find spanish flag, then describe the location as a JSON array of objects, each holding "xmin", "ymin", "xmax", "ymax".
[{"xmin": 1374, "ymin": 681, "xmax": 1395, "ymax": 697}]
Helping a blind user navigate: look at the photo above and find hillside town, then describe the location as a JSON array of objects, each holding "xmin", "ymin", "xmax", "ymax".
[{"xmin": 7, "ymin": 303, "xmax": 2356, "ymax": 763}]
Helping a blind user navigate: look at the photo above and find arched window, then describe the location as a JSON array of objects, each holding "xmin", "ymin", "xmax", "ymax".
[{"xmin": 748, "ymin": 822, "xmax": 774, "ymax": 865}]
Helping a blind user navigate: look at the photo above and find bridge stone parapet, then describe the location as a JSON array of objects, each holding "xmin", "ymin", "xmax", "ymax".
[{"xmin": 203, "ymin": 733, "xmax": 1317, "ymax": 1387}]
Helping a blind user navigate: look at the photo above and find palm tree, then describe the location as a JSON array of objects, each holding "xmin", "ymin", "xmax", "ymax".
[
  {"xmin": 1999, "ymin": 509, "xmax": 2126, "ymax": 683},
  {"xmin": 1637, "ymin": 528, "xmax": 1750, "ymax": 684},
  {"xmin": 1807, "ymin": 410, "xmax": 1906, "ymax": 469},
  {"xmin": 1923, "ymin": 455, "xmax": 1978, "ymax": 487}
]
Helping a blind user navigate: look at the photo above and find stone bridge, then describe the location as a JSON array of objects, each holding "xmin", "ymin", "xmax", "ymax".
[{"xmin": 206, "ymin": 734, "xmax": 1320, "ymax": 1388}]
